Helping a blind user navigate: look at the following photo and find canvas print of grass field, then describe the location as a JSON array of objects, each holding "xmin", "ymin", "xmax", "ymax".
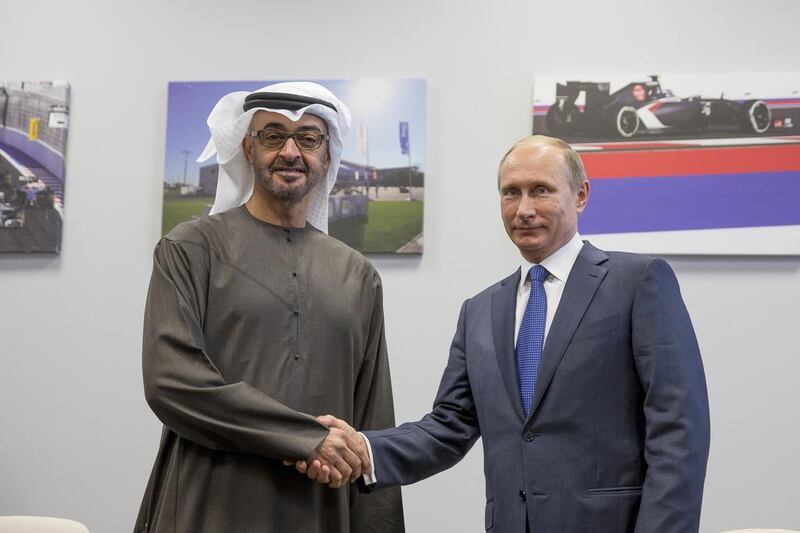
[{"xmin": 163, "ymin": 79, "xmax": 426, "ymax": 254}]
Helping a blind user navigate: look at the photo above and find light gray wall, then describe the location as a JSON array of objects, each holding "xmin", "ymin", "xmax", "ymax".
[{"xmin": 1, "ymin": 0, "xmax": 798, "ymax": 531}]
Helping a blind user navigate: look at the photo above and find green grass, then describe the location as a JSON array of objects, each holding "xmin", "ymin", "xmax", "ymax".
[
  {"xmin": 163, "ymin": 195, "xmax": 422, "ymax": 253},
  {"xmin": 360, "ymin": 200, "xmax": 423, "ymax": 253},
  {"xmin": 162, "ymin": 196, "xmax": 214, "ymax": 236}
]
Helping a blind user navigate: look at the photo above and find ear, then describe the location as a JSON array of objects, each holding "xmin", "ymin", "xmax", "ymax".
[
  {"xmin": 242, "ymin": 135, "xmax": 254, "ymax": 163},
  {"xmin": 575, "ymin": 180, "xmax": 590, "ymax": 214}
]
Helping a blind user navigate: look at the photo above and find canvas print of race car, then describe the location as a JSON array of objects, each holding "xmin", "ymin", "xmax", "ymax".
[
  {"xmin": 544, "ymin": 75, "xmax": 775, "ymax": 138},
  {"xmin": 534, "ymin": 73, "xmax": 799, "ymax": 143},
  {"xmin": 0, "ymin": 81, "xmax": 68, "ymax": 254},
  {"xmin": 531, "ymin": 72, "xmax": 800, "ymax": 255}
]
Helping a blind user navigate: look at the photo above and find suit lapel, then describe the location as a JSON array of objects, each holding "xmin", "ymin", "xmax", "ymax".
[
  {"xmin": 526, "ymin": 243, "xmax": 609, "ymax": 421},
  {"xmin": 492, "ymin": 268, "xmax": 524, "ymax": 421}
]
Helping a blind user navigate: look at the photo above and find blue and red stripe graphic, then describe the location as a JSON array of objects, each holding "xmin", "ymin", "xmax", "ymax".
[{"xmin": 577, "ymin": 142, "xmax": 800, "ymax": 234}]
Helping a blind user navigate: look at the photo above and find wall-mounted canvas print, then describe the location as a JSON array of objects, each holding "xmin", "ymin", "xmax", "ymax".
[
  {"xmin": 533, "ymin": 73, "xmax": 800, "ymax": 255},
  {"xmin": 163, "ymin": 79, "xmax": 426, "ymax": 254},
  {"xmin": 0, "ymin": 81, "xmax": 68, "ymax": 253}
]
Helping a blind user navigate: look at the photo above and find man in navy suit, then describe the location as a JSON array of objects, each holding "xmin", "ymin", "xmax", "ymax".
[{"xmin": 299, "ymin": 135, "xmax": 710, "ymax": 532}]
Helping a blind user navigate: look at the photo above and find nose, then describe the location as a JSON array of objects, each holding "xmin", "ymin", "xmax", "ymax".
[
  {"xmin": 278, "ymin": 136, "xmax": 302, "ymax": 160},
  {"xmin": 517, "ymin": 195, "xmax": 536, "ymax": 221}
]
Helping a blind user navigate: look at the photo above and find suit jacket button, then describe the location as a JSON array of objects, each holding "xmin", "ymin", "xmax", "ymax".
[
  {"xmin": 524, "ymin": 432, "xmax": 534, "ymax": 442},
  {"xmin": 519, "ymin": 490, "xmax": 527, "ymax": 501}
]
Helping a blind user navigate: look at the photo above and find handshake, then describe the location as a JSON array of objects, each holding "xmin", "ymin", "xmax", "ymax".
[{"xmin": 284, "ymin": 415, "xmax": 371, "ymax": 489}]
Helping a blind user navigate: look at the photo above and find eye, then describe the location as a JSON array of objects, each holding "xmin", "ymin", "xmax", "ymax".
[
  {"xmin": 261, "ymin": 131, "xmax": 285, "ymax": 144},
  {"xmin": 297, "ymin": 133, "xmax": 321, "ymax": 147},
  {"xmin": 502, "ymin": 189, "xmax": 519, "ymax": 198},
  {"xmin": 534, "ymin": 185, "xmax": 550, "ymax": 195}
]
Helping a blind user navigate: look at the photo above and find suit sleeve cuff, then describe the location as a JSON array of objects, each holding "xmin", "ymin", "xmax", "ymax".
[{"xmin": 360, "ymin": 432, "xmax": 377, "ymax": 486}]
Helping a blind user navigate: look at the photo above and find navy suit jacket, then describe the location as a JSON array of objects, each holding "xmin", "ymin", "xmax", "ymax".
[{"xmin": 365, "ymin": 242, "xmax": 710, "ymax": 532}]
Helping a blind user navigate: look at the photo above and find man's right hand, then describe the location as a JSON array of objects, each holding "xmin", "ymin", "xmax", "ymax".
[{"xmin": 293, "ymin": 415, "xmax": 371, "ymax": 488}]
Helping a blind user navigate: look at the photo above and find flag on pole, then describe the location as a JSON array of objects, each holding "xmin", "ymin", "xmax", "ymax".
[
  {"xmin": 357, "ymin": 124, "xmax": 368, "ymax": 158},
  {"xmin": 399, "ymin": 121, "xmax": 410, "ymax": 155}
]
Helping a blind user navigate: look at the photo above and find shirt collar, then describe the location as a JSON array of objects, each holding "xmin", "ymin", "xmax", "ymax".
[{"xmin": 518, "ymin": 232, "xmax": 584, "ymax": 287}]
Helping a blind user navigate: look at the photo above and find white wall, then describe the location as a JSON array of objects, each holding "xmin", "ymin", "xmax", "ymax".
[{"xmin": 1, "ymin": 0, "xmax": 798, "ymax": 531}]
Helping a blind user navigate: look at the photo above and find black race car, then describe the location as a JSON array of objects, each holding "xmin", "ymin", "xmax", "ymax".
[{"xmin": 545, "ymin": 76, "xmax": 771, "ymax": 138}]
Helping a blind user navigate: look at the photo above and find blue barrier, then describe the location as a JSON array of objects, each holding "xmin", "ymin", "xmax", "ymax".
[
  {"xmin": 328, "ymin": 194, "xmax": 368, "ymax": 222},
  {"xmin": 0, "ymin": 126, "xmax": 65, "ymax": 181}
]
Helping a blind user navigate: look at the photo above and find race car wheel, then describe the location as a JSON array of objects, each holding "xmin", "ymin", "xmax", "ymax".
[
  {"xmin": 546, "ymin": 101, "xmax": 582, "ymax": 136},
  {"xmin": 739, "ymin": 100, "xmax": 771, "ymax": 134},
  {"xmin": 615, "ymin": 106, "xmax": 640, "ymax": 137}
]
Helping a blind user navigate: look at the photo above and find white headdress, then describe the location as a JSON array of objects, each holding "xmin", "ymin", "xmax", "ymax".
[{"xmin": 197, "ymin": 81, "xmax": 351, "ymax": 233}]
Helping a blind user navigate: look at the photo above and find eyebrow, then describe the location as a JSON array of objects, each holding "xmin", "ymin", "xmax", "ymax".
[{"xmin": 261, "ymin": 122, "xmax": 325, "ymax": 133}]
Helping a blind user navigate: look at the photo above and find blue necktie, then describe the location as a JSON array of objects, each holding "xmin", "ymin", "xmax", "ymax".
[{"xmin": 516, "ymin": 265, "xmax": 549, "ymax": 416}]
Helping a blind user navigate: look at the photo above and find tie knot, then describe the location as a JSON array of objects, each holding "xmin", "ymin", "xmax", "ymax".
[{"xmin": 529, "ymin": 265, "xmax": 549, "ymax": 283}]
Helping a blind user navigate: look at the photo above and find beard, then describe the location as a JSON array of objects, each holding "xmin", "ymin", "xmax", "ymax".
[{"xmin": 252, "ymin": 157, "xmax": 325, "ymax": 205}]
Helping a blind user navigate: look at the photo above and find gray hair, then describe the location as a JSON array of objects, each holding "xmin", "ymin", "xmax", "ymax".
[{"xmin": 497, "ymin": 135, "xmax": 587, "ymax": 190}]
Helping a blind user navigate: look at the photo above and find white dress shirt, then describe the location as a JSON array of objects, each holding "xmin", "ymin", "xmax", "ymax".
[
  {"xmin": 363, "ymin": 233, "xmax": 585, "ymax": 485},
  {"xmin": 515, "ymin": 232, "xmax": 584, "ymax": 347}
]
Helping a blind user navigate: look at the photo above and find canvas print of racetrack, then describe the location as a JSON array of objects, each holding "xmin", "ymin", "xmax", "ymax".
[
  {"xmin": 533, "ymin": 73, "xmax": 800, "ymax": 255},
  {"xmin": 0, "ymin": 81, "xmax": 68, "ymax": 254},
  {"xmin": 163, "ymin": 79, "xmax": 425, "ymax": 255}
]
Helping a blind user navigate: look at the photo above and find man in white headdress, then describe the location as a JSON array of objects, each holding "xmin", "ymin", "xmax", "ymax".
[{"xmin": 134, "ymin": 82, "xmax": 404, "ymax": 533}]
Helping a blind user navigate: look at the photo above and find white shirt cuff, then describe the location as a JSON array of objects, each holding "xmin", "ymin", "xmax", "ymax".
[{"xmin": 359, "ymin": 432, "xmax": 377, "ymax": 485}]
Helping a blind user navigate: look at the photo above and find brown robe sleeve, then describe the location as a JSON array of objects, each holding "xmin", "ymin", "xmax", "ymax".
[
  {"xmin": 142, "ymin": 236, "xmax": 329, "ymax": 460},
  {"xmin": 348, "ymin": 272, "xmax": 405, "ymax": 532}
]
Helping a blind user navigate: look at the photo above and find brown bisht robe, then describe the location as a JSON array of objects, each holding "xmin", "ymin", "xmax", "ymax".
[{"xmin": 134, "ymin": 206, "xmax": 404, "ymax": 533}]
